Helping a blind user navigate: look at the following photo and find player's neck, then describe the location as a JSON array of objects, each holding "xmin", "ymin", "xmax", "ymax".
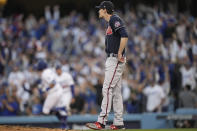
[{"xmin": 104, "ymin": 14, "xmax": 112, "ymax": 22}]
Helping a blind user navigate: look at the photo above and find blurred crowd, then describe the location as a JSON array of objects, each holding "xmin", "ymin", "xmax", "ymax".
[{"xmin": 0, "ymin": 3, "xmax": 197, "ymax": 116}]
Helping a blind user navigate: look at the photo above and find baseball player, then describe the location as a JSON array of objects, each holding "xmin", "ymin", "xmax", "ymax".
[
  {"xmin": 41, "ymin": 67, "xmax": 63, "ymax": 115},
  {"xmin": 54, "ymin": 65, "xmax": 75, "ymax": 128},
  {"xmin": 37, "ymin": 61, "xmax": 68, "ymax": 129},
  {"xmin": 86, "ymin": 1, "xmax": 128, "ymax": 130}
]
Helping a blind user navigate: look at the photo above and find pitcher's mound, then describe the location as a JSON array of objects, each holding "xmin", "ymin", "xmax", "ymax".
[{"xmin": 0, "ymin": 125, "xmax": 77, "ymax": 131}]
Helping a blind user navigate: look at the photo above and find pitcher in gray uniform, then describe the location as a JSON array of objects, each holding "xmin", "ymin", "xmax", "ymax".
[{"xmin": 86, "ymin": 1, "xmax": 128, "ymax": 130}]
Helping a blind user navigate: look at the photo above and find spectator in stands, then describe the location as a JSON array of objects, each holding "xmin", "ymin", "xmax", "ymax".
[
  {"xmin": 45, "ymin": 5, "xmax": 60, "ymax": 27},
  {"xmin": 31, "ymin": 96, "xmax": 43, "ymax": 115},
  {"xmin": 190, "ymin": 37, "xmax": 197, "ymax": 62},
  {"xmin": 94, "ymin": 76, "xmax": 103, "ymax": 107},
  {"xmin": 0, "ymin": 86, "xmax": 19, "ymax": 116},
  {"xmin": 170, "ymin": 63, "xmax": 182, "ymax": 111},
  {"xmin": 139, "ymin": 74, "xmax": 166, "ymax": 112},
  {"xmin": 0, "ymin": 2, "xmax": 197, "ymax": 116},
  {"xmin": 70, "ymin": 87, "xmax": 85, "ymax": 114},
  {"xmin": 159, "ymin": 65, "xmax": 171, "ymax": 112},
  {"xmin": 179, "ymin": 85, "xmax": 197, "ymax": 108},
  {"xmin": 8, "ymin": 65, "xmax": 31, "ymax": 113},
  {"xmin": 0, "ymin": 83, "xmax": 6, "ymax": 114},
  {"xmin": 125, "ymin": 90, "xmax": 140, "ymax": 113},
  {"xmin": 0, "ymin": 55, "xmax": 5, "ymax": 76},
  {"xmin": 180, "ymin": 58, "xmax": 196, "ymax": 90}
]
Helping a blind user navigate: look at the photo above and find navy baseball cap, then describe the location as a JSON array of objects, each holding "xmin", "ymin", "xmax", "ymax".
[
  {"xmin": 36, "ymin": 60, "xmax": 47, "ymax": 71},
  {"xmin": 55, "ymin": 64, "xmax": 61, "ymax": 70},
  {"xmin": 95, "ymin": 1, "xmax": 114, "ymax": 13}
]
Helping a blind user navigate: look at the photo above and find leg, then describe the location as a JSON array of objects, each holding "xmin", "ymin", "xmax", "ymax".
[
  {"xmin": 54, "ymin": 110, "xmax": 68, "ymax": 129},
  {"xmin": 98, "ymin": 58, "xmax": 122, "ymax": 125},
  {"xmin": 55, "ymin": 91, "xmax": 72, "ymax": 129},
  {"xmin": 42, "ymin": 93, "xmax": 59, "ymax": 114},
  {"xmin": 56, "ymin": 90, "xmax": 72, "ymax": 115},
  {"xmin": 42, "ymin": 88, "xmax": 62, "ymax": 114},
  {"xmin": 60, "ymin": 116, "xmax": 68, "ymax": 129},
  {"xmin": 86, "ymin": 58, "xmax": 125, "ymax": 130},
  {"xmin": 113, "ymin": 77, "xmax": 124, "ymax": 126}
]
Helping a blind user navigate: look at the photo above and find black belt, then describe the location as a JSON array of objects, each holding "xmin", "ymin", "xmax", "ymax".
[
  {"xmin": 107, "ymin": 53, "xmax": 126, "ymax": 58},
  {"xmin": 107, "ymin": 53, "xmax": 118, "ymax": 57}
]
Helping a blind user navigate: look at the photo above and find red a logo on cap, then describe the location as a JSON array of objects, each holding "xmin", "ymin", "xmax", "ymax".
[{"xmin": 106, "ymin": 26, "xmax": 112, "ymax": 35}]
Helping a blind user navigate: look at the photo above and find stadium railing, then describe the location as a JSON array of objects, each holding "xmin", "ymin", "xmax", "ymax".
[{"xmin": 0, "ymin": 109, "xmax": 197, "ymax": 129}]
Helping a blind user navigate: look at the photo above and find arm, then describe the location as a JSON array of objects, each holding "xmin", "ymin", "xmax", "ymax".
[
  {"xmin": 118, "ymin": 37, "xmax": 128, "ymax": 62},
  {"xmin": 117, "ymin": 27, "xmax": 128, "ymax": 62},
  {"xmin": 70, "ymin": 85, "xmax": 76, "ymax": 104},
  {"xmin": 110, "ymin": 16, "xmax": 128, "ymax": 62},
  {"xmin": 156, "ymin": 89, "xmax": 166, "ymax": 112},
  {"xmin": 2, "ymin": 99, "xmax": 14, "ymax": 112},
  {"xmin": 156, "ymin": 98, "xmax": 165, "ymax": 111},
  {"xmin": 70, "ymin": 85, "xmax": 75, "ymax": 98}
]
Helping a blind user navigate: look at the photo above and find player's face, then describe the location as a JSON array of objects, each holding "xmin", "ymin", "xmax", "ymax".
[
  {"xmin": 56, "ymin": 69, "xmax": 62, "ymax": 76},
  {"xmin": 98, "ymin": 8, "xmax": 105, "ymax": 18}
]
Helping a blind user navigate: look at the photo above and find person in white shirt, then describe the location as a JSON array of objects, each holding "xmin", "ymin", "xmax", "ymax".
[
  {"xmin": 180, "ymin": 62, "xmax": 196, "ymax": 90},
  {"xmin": 176, "ymin": 20, "xmax": 186, "ymax": 42},
  {"xmin": 8, "ymin": 66, "xmax": 25, "ymax": 90},
  {"xmin": 41, "ymin": 68, "xmax": 63, "ymax": 114},
  {"xmin": 170, "ymin": 35, "xmax": 187, "ymax": 63},
  {"xmin": 54, "ymin": 65, "xmax": 75, "ymax": 129},
  {"xmin": 191, "ymin": 37, "xmax": 197, "ymax": 61},
  {"xmin": 8, "ymin": 65, "xmax": 30, "ymax": 112},
  {"xmin": 37, "ymin": 60, "xmax": 70, "ymax": 129},
  {"xmin": 139, "ymin": 76, "xmax": 166, "ymax": 112},
  {"xmin": 55, "ymin": 65, "xmax": 75, "ymax": 113}
]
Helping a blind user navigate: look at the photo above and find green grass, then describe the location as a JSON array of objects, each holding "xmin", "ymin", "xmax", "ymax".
[{"xmin": 88, "ymin": 129, "xmax": 197, "ymax": 131}]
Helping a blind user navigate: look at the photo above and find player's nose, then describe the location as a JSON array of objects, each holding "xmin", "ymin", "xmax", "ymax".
[{"xmin": 98, "ymin": 9, "xmax": 101, "ymax": 13}]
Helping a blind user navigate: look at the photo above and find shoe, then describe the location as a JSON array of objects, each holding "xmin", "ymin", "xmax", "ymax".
[
  {"xmin": 86, "ymin": 122, "xmax": 105, "ymax": 130},
  {"xmin": 110, "ymin": 125, "xmax": 125, "ymax": 130}
]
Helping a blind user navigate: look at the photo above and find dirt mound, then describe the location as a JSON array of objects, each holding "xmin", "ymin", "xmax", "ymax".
[{"xmin": 0, "ymin": 125, "xmax": 78, "ymax": 131}]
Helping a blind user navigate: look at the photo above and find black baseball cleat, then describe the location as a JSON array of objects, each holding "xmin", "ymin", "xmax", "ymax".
[
  {"xmin": 110, "ymin": 125, "xmax": 125, "ymax": 130},
  {"xmin": 86, "ymin": 122, "xmax": 105, "ymax": 130}
]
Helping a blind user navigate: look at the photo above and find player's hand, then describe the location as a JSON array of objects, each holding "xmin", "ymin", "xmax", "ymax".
[
  {"xmin": 118, "ymin": 53, "xmax": 124, "ymax": 63},
  {"xmin": 155, "ymin": 105, "xmax": 161, "ymax": 112},
  {"xmin": 2, "ymin": 99, "xmax": 7, "ymax": 105},
  {"xmin": 71, "ymin": 98, "xmax": 75, "ymax": 104}
]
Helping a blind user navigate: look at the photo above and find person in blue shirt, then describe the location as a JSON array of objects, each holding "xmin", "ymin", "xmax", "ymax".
[
  {"xmin": 0, "ymin": 87, "xmax": 19, "ymax": 116},
  {"xmin": 31, "ymin": 96, "xmax": 42, "ymax": 115}
]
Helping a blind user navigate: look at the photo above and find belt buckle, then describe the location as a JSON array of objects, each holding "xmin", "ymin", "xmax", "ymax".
[
  {"xmin": 107, "ymin": 53, "xmax": 117, "ymax": 57},
  {"xmin": 110, "ymin": 53, "xmax": 117, "ymax": 57}
]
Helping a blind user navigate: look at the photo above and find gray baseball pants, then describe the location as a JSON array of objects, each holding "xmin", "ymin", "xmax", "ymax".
[{"xmin": 97, "ymin": 56, "xmax": 125, "ymax": 126}]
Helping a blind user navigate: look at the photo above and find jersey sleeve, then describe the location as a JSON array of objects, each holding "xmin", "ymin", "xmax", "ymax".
[
  {"xmin": 109, "ymin": 16, "xmax": 124, "ymax": 32},
  {"xmin": 143, "ymin": 86, "xmax": 151, "ymax": 95},
  {"xmin": 68, "ymin": 75, "xmax": 74, "ymax": 86},
  {"xmin": 109, "ymin": 16, "xmax": 128, "ymax": 37},
  {"xmin": 159, "ymin": 88, "xmax": 166, "ymax": 99},
  {"xmin": 64, "ymin": 73, "xmax": 74, "ymax": 86}
]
